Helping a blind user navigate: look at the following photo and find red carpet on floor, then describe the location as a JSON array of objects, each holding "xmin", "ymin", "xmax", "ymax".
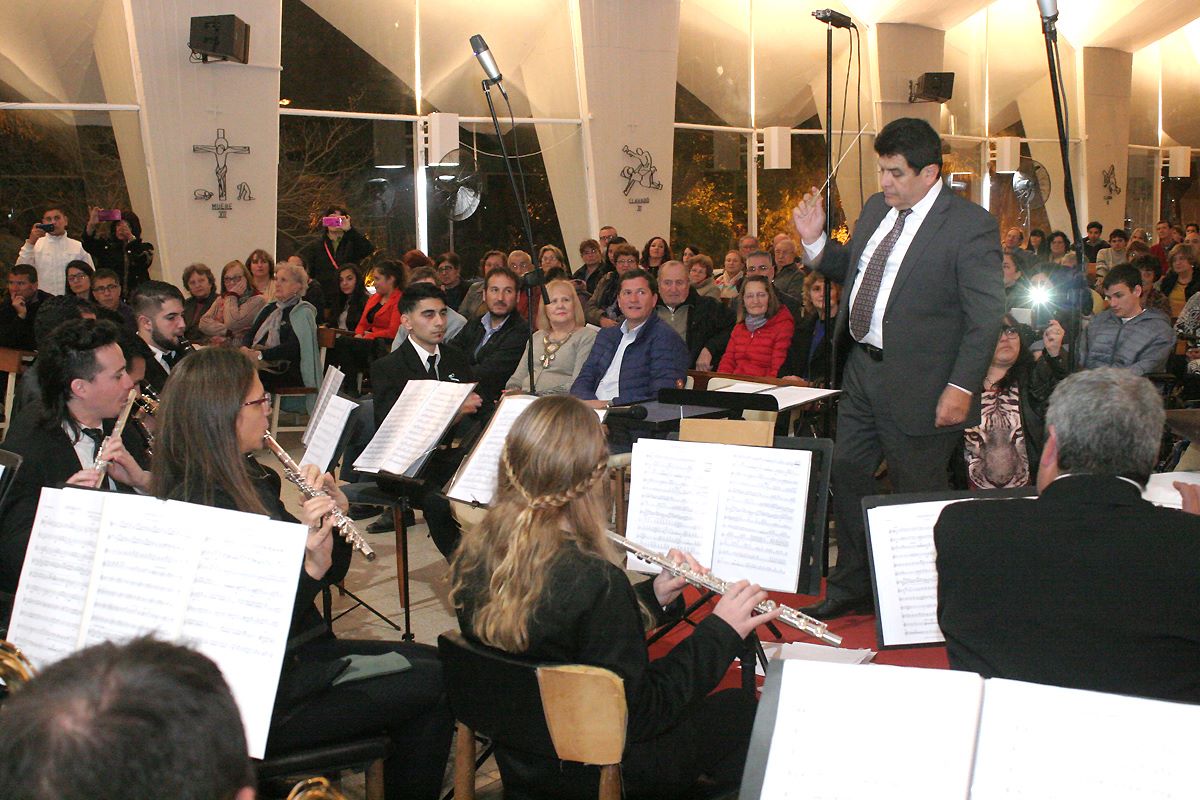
[{"xmin": 647, "ymin": 582, "xmax": 947, "ymax": 690}]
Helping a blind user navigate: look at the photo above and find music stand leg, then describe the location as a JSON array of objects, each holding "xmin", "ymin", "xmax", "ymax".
[
  {"xmin": 392, "ymin": 499, "xmax": 415, "ymax": 641},
  {"xmin": 645, "ymin": 591, "xmax": 714, "ymax": 645}
]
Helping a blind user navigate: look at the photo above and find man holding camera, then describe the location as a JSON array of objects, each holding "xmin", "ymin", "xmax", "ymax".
[{"xmin": 16, "ymin": 206, "xmax": 94, "ymax": 297}]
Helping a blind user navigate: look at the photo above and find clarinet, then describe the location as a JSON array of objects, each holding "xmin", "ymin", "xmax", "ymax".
[
  {"xmin": 606, "ymin": 531, "xmax": 843, "ymax": 647},
  {"xmin": 93, "ymin": 388, "xmax": 139, "ymax": 488},
  {"xmin": 262, "ymin": 433, "xmax": 376, "ymax": 561}
]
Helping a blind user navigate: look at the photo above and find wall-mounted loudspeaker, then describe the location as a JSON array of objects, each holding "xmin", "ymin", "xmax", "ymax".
[
  {"xmin": 189, "ymin": 15, "xmax": 250, "ymax": 64},
  {"xmin": 908, "ymin": 72, "xmax": 954, "ymax": 104}
]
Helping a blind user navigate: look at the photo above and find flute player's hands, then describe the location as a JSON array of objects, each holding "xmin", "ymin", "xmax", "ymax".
[{"xmin": 652, "ymin": 548, "xmax": 706, "ymax": 607}]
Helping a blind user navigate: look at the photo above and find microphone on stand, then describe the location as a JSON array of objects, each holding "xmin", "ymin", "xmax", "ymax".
[
  {"xmin": 470, "ymin": 34, "xmax": 503, "ymax": 85},
  {"xmin": 604, "ymin": 405, "xmax": 649, "ymax": 421},
  {"xmin": 812, "ymin": 9, "xmax": 855, "ymax": 29},
  {"xmin": 1036, "ymin": 0, "xmax": 1058, "ymax": 35}
]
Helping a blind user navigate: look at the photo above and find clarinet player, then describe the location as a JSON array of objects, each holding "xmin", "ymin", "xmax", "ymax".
[{"xmin": 449, "ymin": 395, "xmax": 782, "ymax": 799}]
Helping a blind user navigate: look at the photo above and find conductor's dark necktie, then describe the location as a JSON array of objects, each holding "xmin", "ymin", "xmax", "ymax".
[{"xmin": 849, "ymin": 207, "xmax": 912, "ymax": 342}]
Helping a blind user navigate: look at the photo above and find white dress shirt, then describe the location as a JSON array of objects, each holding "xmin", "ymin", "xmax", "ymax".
[
  {"xmin": 405, "ymin": 335, "xmax": 442, "ymax": 377},
  {"xmin": 17, "ymin": 234, "xmax": 93, "ymax": 297},
  {"xmin": 595, "ymin": 319, "xmax": 645, "ymax": 402}
]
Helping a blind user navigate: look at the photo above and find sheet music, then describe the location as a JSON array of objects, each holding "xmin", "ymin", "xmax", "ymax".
[
  {"xmin": 7, "ymin": 488, "xmax": 105, "ymax": 668},
  {"xmin": 866, "ymin": 500, "xmax": 960, "ymax": 647},
  {"xmin": 302, "ymin": 365, "xmax": 345, "ymax": 445},
  {"xmin": 625, "ymin": 439, "xmax": 720, "ymax": 572},
  {"xmin": 711, "ymin": 447, "xmax": 811, "ymax": 591},
  {"xmin": 382, "ymin": 382, "xmax": 475, "ymax": 477},
  {"xmin": 714, "ymin": 381, "xmax": 772, "ymax": 394},
  {"xmin": 971, "ymin": 679, "xmax": 1200, "ymax": 799},
  {"xmin": 756, "ymin": 660, "xmax": 984, "ymax": 800},
  {"xmin": 761, "ymin": 385, "xmax": 839, "ymax": 410},
  {"xmin": 1142, "ymin": 471, "xmax": 1200, "ymax": 509},
  {"xmin": 300, "ymin": 394, "xmax": 357, "ymax": 474},
  {"xmin": 180, "ymin": 505, "xmax": 306, "ymax": 758},
  {"xmin": 446, "ymin": 395, "xmax": 537, "ymax": 505},
  {"xmin": 354, "ymin": 380, "xmax": 437, "ymax": 473},
  {"xmin": 755, "ymin": 642, "xmax": 874, "ymax": 677}
]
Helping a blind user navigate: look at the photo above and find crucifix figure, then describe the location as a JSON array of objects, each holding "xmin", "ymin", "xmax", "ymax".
[{"xmin": 193, "ymin": 128, "xmax": 250, "ymax": 201}]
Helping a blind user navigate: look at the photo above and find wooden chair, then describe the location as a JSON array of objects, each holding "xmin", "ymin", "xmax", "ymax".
[
  {"xmin": 317, "ymin": 326, "xmax": 338, "ymax": 372},
  {"xmin": 438, "ymin": 631, "xmax": 627, "ymax": 800},
  {"xmin": 270, "ymin": 386, "xmax": 318, "ymax": 438},
  {"xmin": 0, "ymin": 348, "xmax": 35, "ymax": 440},
  {"xmin": 255, "ymin": 737, "xmax": 390, "ymax": 800}
]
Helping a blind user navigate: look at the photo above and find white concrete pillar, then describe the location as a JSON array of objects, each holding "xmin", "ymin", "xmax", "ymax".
[{"xmin": 1078, "ymin": 47, "xmax": 1133, "ymax": 235}]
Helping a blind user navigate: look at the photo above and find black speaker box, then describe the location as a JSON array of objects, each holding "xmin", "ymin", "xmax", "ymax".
[
  {"xmin": 914, "ymin": 72, "xmax": 954, "ymax": 103},
  {"xmin": 189, "ymin": 15, "xmax": 250, "ymax": 64}
]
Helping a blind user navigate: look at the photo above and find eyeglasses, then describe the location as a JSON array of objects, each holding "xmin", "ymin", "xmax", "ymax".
[
  {"xmin": 94, "ymin": 283, "xmax": 120, "ymax": 293},
  {"xmin": 243, "ymin": 393, "xmax": 272, "ymax": 407},
  {"xmin": 1000, "ymin": 326, "xmax": 1021, "ymax": 338},
  {"xmin": 224, "ymin": 275, "xmax": 246, "ymax": 283}
]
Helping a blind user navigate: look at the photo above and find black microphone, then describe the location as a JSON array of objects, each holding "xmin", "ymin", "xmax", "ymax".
[
  {"xmin": 812, "ymin": 9, "xmax": 855, "ymax": 29},
  {"xmin": 603, "ymin": 404, "xmax": 649, "ymax": 421},
  {"xmin": 470, "ymin": 34, "xmax": 502, "ymax": 84}
]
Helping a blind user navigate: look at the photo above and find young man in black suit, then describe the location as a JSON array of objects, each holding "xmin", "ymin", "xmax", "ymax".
[
  {"xmin": 935, "ymin": 368, "xmax": 1200, "ymax": 703},
  {"xmin": 131, "ymin": 280, "xmax": 189, "ymax": 395},
  {"xmin": 449, "ymin": 266, "xmax": 529, "ymax": 416},
  {"xmin": 368, "ymin": 283, "xmax": 481, "ymax": 555},
  {"xmin": 0, "ymin": 264, "xmax": 52, "ymax": 351},
  {"xmin": 0, "ymin": 319, "xmax": 149, "ymax": 593}
]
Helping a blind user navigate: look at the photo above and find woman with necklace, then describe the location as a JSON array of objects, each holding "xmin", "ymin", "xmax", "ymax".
[{"xmin": 505, "ymin": 279, "xmax": 597, "ymax": 394}]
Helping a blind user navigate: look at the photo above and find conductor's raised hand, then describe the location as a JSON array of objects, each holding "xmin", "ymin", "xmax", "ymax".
[
  {"xmin": 652, "ymin": 548, "xmax": 706, "ymax": 607},
  {"xmin": 792, "ymin": 186, "xmax": 826, "ymax": 245},
  {"xmin": 713, "ymin": 580, "xmax": 783, "ymax": 639}
]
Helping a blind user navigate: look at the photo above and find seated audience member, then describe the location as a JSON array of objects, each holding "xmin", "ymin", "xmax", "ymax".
[
  {"xmin": 781, "ymin": 271, "xmax": 842, "ymax": 384},
  {"xmin": 641, "ymin": 236, "xmax": 671, "ymax": 273},
  {"xmin": 152, "ymin": 348, "xmax": 454, "ymax": 798},
  {"xmin": 241, "ymin": 262, "xmax": 320, "ymax": 393},
  {"xmin": 717, "ymin": 249, "xmax": 745, "ymax": 295},
  {"xmin": 681, "ymin": 244, "xmax": 701, "ymax": 261},
  {"xmin": 506, "ymin": 278, "xmax": 598, "ymax": 395},
  {"xmin": 0, "ymin": 637, "xmax": 255, "ymax": 800},
  {"xmin": 452, "ymin": 266, "xmax": 530, "ymax": 413},
  {"xmin": 403, "ymin": 267, "xmax": 467, "ymax": 342},
  {"xmin": 13, "ymin": 294, "xmax": 97, "ymax": 414},
  {"xmin": 539, "ymin": 244, "xmax": 569, "ymax": 275},
  {"xmin": 505, "ymin": 249, "xmax": 542, "ymax": 323},
  {"xmin": 1003, "ymin": 227, "xmax": 1038, "ymax": 276},
  {"xmin": 1081, "ymin": 220, "xmax": 1109, "ymax": 265},
  {"xmin": 0, "ymin": 265, "xmax": 52, "ymax": 350},
  {"xmin": 82, "ymin": 207, "xmax": 153, "ymax": 292},
  {"xmin": 199, "ymin": 260, "xmax": 266, "ymax": 345},
  {"xmin": 371, "ymin": 283, "xmax": 483, "ymax": 551},
  {"xmin": 246, "ymin": 248, "xmax": 276, "ymax": 302},
  {"xmin": 738, "ymin": 234, "xmax": 759, "ymax": 260},
  {"xmin": 586, "ymin": 243, "xmax": 641, "ymax": 327},
  {"xmin": 572, "ymin": 268, "xmax": 689, "ymax": 408},
  {"xmin": 131, "ymin": 280, "xmax": 189, "ymax": 394},
  {"xmin": 450, "ymin": 395, "xmax": 780, "ymax": 798},
  {"xmin": 181, "ymin": 262, "xmax": 217, "ymax": 341},
  {"xmin": 1133, "ymin": 254, "xmax": 1172, "ymax": 318},
  {"xmin": 90, "ymin": 268, "xmax": 138, "ymax": 334},
  {"xmin": 0, "ymin": 319, "xmax": 148, "ymax": 593},
  {"xmin": 717, "ymin": 275, "xmax": 794, "ymax": 378},
  {"xmin": 300, "ymin": 205, "xmax": 375, "ymax": 311},
  {"xmin": 65, "ymin": 260, "xmax": 96, "ymax": 303},
  {"xmin": 283, "ymin": 253, "xmax": 326, "ymax": 311},
  {"xmin": 1047, "ymin": 230, "xmax": 1077, "ymax": 266},
  {"xmin": 18, "ymin": 205, "xmax": 93, "ymax": 297},
  {"xmin": 955, "ymin": 316, "xmax": 1067, "ymax": 490},
  {"xmin": 935, "ymin": 368, "xmax": 1200, "ymax": 703},
  {"xmin": 654, "ymin": 260, "xmax": 734, "ymax": 371},
  {"xmin": 1160, "ymin": 243, "xmax": 1200, "ymax": 320},
  {"xmin": 743, "ymin": 250, "xmax": 803, "ymax": 315},
  {"xmin": 1095, "ymin": 228, "xmax": 1129, "ymax": 282},
  {"xmin": 772, "ymin": 236, "xmax": 807, "ymax": 299},
  {"xmin": 1002, "ymin": 251, "xmax": 1032, "ymax": 311},
  {"xmin": 573, "ymin": 238, "xmax": 607, "ymax": 294},
  {"xmin": 1079, "ymin": 264, "xmax": 1174, "ymax": 376},
  {"xmin": 329, "ymin": 259, "xmax": 406, "ymax": 392},
  {"xmin": 436, "ymin": 252, "xmax": 470, "ymax": 310},
  {"xmin": 686, "ymin": 254, "xmax": 723, "ymax": 300},
  {"xmin": 331, "ymin": 262, "xmax": 368, "ymax": 331},
  {"xmin": 459, "ymin": 250, "xmax": 506, "ymax": 319}
]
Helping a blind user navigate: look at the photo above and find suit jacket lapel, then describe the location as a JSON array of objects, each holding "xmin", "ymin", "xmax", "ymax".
[{"xmin": 885, "ymin": 187, "xmax": 952, "ymax": 317}]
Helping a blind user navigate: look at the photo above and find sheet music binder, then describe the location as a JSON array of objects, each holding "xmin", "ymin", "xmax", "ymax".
[{"xmin": 353, "ymin": 379, "xmax": 477, "ymax": 479}]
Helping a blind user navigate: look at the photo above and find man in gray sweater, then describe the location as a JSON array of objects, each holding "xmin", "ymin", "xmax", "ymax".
[{"xmin": 1080, "ymin": 264, "xmax": 1174, "ymax": 376}]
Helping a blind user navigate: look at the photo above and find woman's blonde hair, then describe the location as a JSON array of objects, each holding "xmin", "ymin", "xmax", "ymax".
[
  {"xmin": 449, "ymin": 396, "xmax": 610, "ymax": 653},
  {"xmin": 534, "ymin": 279, "xmax": 586, "ymax": 330}
]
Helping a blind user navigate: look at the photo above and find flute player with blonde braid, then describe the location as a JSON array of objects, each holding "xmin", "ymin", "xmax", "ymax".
[{"xmin": 449, "ymin": 395, "xmax": 782, "ymax": 800}]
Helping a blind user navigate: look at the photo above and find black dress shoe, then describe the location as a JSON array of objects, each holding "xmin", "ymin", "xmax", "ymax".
[
  {"xmin": 365, "ymin": 513, "xmax": 395, "ymax": 534},
  {"xmin": 799, "ymin": 596, "xmax": 874, "ymax": 621},
  {"xmin": 347, "ymin": 503, "xmax": 382, "ymax": 520}
]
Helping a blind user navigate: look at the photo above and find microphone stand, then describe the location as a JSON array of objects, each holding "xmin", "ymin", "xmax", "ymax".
[
  {"xmin": 819, "ymin": 17, "xmax": 837, "ymax": 439},
  {"xmin": 1040, "ymin": 12, "xmax": 1084, "ymax": 370},
  {"xmin": 479, "ymin": 77, "xmax": 544, "ymax": 392}
]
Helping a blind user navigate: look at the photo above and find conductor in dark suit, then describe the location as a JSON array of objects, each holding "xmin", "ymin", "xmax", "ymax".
[
  {"xmin": 793, "ymin": 117, "xmax": 1005, "ymax": 618},
  {"xmin": 935, "ymin": 369, "xmax": 1200, "ymax": 703},
  {"xmin": 0, "ymin": 319, "xmax": 149, "ymax": 593},
  {"xmin": 449, "ymin": 265, "xmax": 529, "ymax": 416},
  {"xmin": 370, "ymin": 283, "xmax": 482, "ymax": 557}
]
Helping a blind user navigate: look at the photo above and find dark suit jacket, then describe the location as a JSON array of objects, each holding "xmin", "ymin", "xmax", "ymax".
[
  {"xmin": 0, "ymin": 290, "xmax": 52, "ymax": 351},
  {"xmin": 935, "ymin": 474, "xmax": 1200, "ymax": 703},
  {"xmin": 371, "ymin": 338, "xmax": 475, "ymax": 429},
  {"xmin": 816, "ymin": 186, "xmax": 1004, "ymax": 435},
  {"xmin": 0, "ymin": 409, "xmax": 139, "ymax": 592},
  {"xmin": 450, "ymin": 314, "xmax": 530, "ymax": 409},
  {"xmin": 135, "ymin": 338, "xmax": 193, "ymax": 395},
  {"xmin": 655, "ymin": 289, "xmax": 735, "ymax": 365}
]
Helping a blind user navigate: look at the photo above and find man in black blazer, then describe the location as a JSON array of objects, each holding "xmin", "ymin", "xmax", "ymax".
[
  {"xmin": 369, "ymin": 283, "xmax": 481, "ymax": 557},
  {"xmin": 449, "ymin": 266, "xmax": 529, "ymax": 415},
  {"xmin": 654, "ymin": 260, "xmax": 735, "ymax": 370},
  {"xmin": 130, "ymin": 280, "xmax": 190, "ymax": 395},
  {"xmin": 935, "ymin": 369, "xmax": 1200, "ymax": 703},
  {"xmin": 794, "ymin": 118, "xmax": 1005, "ymax": 618},
  {"xmin": 0, "ymin": 319, "xmax": 149, "ymax": 593}
]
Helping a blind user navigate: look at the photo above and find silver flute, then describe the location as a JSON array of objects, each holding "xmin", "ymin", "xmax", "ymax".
[
  {"xmin": 262, "ymin": 433, "xmax": 376, "ymax": 561},
  {"xmin": 93, "ymin": 388, "xmax": 139, "ymax": 488},
  {"xmin": 606, "ymin": 531, "xmax": 843, "ymax": 647}
]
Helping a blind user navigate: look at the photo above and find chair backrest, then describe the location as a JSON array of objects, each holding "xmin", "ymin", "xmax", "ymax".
[
  {"xmin": 438, "ymin": 631, "xmax": 627, "ymax": 766},
  {"xmin": 317, "ymin": 326, "xmax": 338, "ymax": 350}
]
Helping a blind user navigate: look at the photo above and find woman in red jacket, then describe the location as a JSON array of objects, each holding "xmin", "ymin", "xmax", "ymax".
[
  {"xmin": 718, "ymin": 275, "xmax": 794, "ymax": 377},
  {"xmin": 330, "ymin": 259, "xmax": 407, "ymax": 392}
]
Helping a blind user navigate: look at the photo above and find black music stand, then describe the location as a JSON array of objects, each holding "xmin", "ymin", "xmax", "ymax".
[{"xmin": 334, "ymin": 481, "xmax": 416, "ymax": 641}]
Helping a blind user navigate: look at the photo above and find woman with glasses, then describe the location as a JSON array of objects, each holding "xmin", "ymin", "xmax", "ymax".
[
  {"xmin": 434, "ymin": 252, "xmax": 467, "ymax": 310},
  {"xmin": 956, "ymin": 314, "xmax": 1068, "ymax": 490},
  {"xmin": 151, "ymin": 347, "xmax": 453, "ymax": 800},
  {"xmin": 198, "ymin": 260, "xmax": 267, "ymax": 345},
  {"xmin": 717, "ymin": 276, "xmax": 794, "ymax": 378},
  {"xmin": 65, "ymin": 260, "xmax": 96, "ymax": 304}
]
